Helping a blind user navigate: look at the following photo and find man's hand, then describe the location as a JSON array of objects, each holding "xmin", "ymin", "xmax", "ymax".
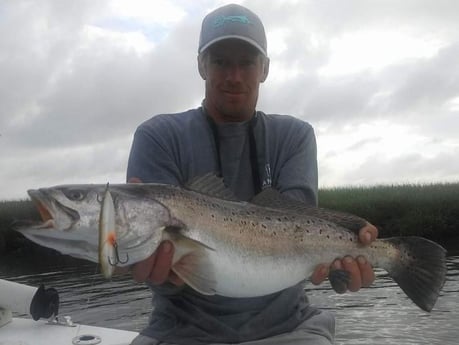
[
  {"xmin": 131, "ymin": 240, "xmax": 184, "ymax": 286},
  {"xmin": 310, "ymin": 223, "xmax": 378, "ymax": 292}
]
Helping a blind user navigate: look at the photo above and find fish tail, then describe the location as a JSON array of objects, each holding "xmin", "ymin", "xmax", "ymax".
[{"xmin": 385, "ymin": 237, "xmax": 447, "ymax": 312}]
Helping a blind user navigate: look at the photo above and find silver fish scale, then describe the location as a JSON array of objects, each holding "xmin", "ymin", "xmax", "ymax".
[{"xmin": 147, "ymin": 185, "xmax": 361, "ymax": 261}]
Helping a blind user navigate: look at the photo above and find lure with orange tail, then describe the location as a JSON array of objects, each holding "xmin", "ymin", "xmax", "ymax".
[{"xmin": 98, "ymin": 184, "xmax": 117, "ymax": 278}]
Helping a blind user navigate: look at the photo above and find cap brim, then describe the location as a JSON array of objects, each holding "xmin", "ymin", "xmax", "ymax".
[{"xmin": 199, "ymin": 35, "xmax": 267, "ymax": 56}]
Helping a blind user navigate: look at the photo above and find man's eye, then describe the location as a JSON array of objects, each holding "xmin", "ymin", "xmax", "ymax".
[
  {"xmin": 212, "ymin": 58, "xmax": 225, "ymax": 66},
  {"xmin": 240, "ymin": 59, "xmax": 255, "ymax": 67}
]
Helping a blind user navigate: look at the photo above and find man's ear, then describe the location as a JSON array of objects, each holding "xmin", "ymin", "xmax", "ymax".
[
  {"xmin": 198, "ymin": 55, "xmax": 206, "ymax": 80},
  {"xmin": 261, "ymin": 57, "xmax": 270, "ymax": 82}
]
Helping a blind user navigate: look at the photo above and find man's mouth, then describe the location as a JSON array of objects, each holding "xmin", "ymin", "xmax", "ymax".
[{"xmin": 223, "ymin": 90, "xmax": 245, "ymax": 95}]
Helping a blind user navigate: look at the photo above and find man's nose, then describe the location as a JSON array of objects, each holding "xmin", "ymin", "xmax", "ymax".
[{"xmin": 225, "ymin": 63, "xmax": 243, "ymax": 82}]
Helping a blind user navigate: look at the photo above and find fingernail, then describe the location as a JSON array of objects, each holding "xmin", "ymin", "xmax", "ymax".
[
  {"xmin": 357, "ymin": 256, "xmax": 366, "ymax": 265},
  {"xmin": 333, "ymin": 260, "xmax": 342, "ymax": 269},
  {"xmin": 344, "ymin": 256, "xmax": 353, "ymax": 264},
  {"xmin": 364, "ymin": 231, "xmax": 371, "ymax": 243},
  {"xmin": 162, "ymin": 241, "xmax": 172, "ymax": 254}
]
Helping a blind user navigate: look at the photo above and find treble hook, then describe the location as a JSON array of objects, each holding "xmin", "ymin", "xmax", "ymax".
[{"xmin": 107, "ymin": 241, "xmax": 129, "ymax": 266}]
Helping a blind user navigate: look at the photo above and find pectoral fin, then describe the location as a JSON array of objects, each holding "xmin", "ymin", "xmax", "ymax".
[{"xmin": 169, "ymin": 234, "xmax": 217, "ymax": 295}]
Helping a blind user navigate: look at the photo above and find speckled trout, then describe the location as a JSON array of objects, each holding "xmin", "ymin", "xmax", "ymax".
[{"xmin": 16, "ymin": 175, "xmax": 446, "ymax": 312}]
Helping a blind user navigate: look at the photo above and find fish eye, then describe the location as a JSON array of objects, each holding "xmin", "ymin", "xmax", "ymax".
[{"xmin": 63, "ymin": 188, "xmax": 87, "ymax": 201}]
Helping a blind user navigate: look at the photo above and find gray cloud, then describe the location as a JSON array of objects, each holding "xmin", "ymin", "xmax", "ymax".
[
  {"xmin": 383, "ymin": 43, "xmax": 459, "ymax": 114},
  {"xmin": 2, "ymin": 1, "xmax": 204, "ymax": 151},
  {"xmin": 1, "ymin": 0, "xmax": 459, "ymax": 199},
  {"xmin": 344, "ymin": 148, "xmax": 459, "ymax": 185}
]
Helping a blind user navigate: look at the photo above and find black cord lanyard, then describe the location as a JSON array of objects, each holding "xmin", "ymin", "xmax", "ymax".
[{"xmin": 202, "ymin": 107, "xmax": 262, "ymax": 194}]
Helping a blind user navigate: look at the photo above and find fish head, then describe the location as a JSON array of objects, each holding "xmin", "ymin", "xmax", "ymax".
[
  {"xmin": 16, "ymin": 183, "xmax": 173, "ymax": 266},
  {"xmin": 28, "ymin": 185, "xmax": 104, "ymax": 231},
  {"xmin": 16, "ymin": 184, "xmax": 107, "ymax": 261}
]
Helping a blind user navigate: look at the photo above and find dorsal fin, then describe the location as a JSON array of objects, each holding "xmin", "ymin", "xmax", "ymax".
[
  {"xmin": 185, "ymin": 173, "xmax": 240, "ymax": 201},
  {"xmin": 251, "ymin": 188, "xmax": 368, "ymax": 234},
  {"xmin": 251, "ymin": 188, "xmax": 313, "ymax": 213}
]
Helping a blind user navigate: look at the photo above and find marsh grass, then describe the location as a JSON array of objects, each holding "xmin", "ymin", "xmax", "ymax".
[
  {"xmin": 0, "ymin": 199, "xmax": 39, "ymax": 228},
  {"xmin": 319, "ymin": 183, "xmax": 459, "ymax": 241},
  {"xmin": 0, "ymin": 199, "xmax": 40, "ymax": 252}
]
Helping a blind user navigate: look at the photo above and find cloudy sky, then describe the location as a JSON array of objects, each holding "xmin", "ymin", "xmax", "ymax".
[{"xmin": 1, "ymin": 0, "xmax": 458, "ymax": 200}]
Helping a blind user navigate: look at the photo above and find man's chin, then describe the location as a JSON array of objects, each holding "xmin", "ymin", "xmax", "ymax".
[{"xmin": 220, "ymin": 108, "xmax": 253, "ymax": 122}]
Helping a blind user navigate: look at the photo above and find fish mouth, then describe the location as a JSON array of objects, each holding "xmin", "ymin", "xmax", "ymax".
[
  {"xmin": 17, "ymin": 189, "xmax": 80, "ymax": 231},
  {"xmin": 31, "ymin": 195, "xmax": 54, "ymax": 229}
]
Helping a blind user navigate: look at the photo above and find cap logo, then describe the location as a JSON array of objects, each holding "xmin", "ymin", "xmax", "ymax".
[{"xmin": 213, "ymin": 15, "xmax": 251, "ymax": 28}]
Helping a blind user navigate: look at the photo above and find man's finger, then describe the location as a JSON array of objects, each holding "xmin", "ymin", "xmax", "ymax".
[
  {"xmin": 149, "ymin": 241, "xmax": 174, "ymax": 285},
  {"xmin": 311, "ymin": 264, "xmax": 329, "ymax": 285},
  {"xmin": 128, "ymin": 177, "xmax": 142, "ymax": 183},
  {"xmin": 342, "ymin": 256, "xmax": 362, "ymax": 292},
  {"xmin": 359, "ymin": 223, "xmax": 378, "ymax": 244},
  {"xmin": 132, "ymin": 253, "xmax": 156, "ymax": 283},
  {"xmin": 169, "ymin": 271, "xmax": 185, "ymax": 286},
  {"xmin": 357, "ymin": 256, "xmax": 375, "ymax": 287}
]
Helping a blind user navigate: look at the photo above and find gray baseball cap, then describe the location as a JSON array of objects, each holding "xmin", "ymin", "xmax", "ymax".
[{"xmin": 198, "ymin": 4, "xmax": 267, "ymax": 56}]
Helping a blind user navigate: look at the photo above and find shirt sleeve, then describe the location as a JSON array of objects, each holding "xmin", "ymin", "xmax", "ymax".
[
  {"xmin": 275, "ymin": 122, "xmax": 318, "ymax": 207},
  {"xmin": 126, "ymin": 120, "xmax": 182, "ymax": 185}
]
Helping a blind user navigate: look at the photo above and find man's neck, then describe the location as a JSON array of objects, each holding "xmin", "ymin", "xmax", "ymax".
[{"xmin": 202, "ymin": 99, "xmax": 255, "ymax": 123}]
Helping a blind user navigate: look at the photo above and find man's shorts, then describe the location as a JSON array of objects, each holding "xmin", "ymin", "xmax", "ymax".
[{"xmin": 130, "ymin": 309, "xmax": 335, "ymax": 345}]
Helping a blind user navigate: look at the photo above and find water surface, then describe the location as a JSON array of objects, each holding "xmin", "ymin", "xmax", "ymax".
[{"xmin": 1, "ymin": 251, "xmax": 458, "ymax": 344}]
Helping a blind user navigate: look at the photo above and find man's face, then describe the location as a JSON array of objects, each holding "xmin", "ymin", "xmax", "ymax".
[{"xmin": 200, "ymin": 39, "xmax": 268, "ymax": 122}]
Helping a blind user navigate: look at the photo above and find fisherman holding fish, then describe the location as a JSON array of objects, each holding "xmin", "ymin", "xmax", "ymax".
[
  {"xmin": 15, "ymin": 3, "xmax": 446, "ymax": 342},
  {"xmin": 127, "ymin": 4, "xmax": 377, "ymax": 345}
]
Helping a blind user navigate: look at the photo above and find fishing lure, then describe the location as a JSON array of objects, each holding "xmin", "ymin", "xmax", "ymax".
[{"xmin": 98, "ymin": 184, "xmax": 128, "ymax": 278}]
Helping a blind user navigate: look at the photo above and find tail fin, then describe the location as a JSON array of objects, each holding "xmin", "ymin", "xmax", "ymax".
[{"xmin": 385, "ymin": 237, "xmax": 447, "ymax": 312}]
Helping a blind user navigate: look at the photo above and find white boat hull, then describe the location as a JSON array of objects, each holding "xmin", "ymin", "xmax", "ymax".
[{"xmin": 0, "ymin": 317, "xmax": 138, "ymax": 345}]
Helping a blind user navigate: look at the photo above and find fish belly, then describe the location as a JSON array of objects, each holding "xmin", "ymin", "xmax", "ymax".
[{"xmin": 207, "ymin": 249, "xmax": 316, "ymax": 297}]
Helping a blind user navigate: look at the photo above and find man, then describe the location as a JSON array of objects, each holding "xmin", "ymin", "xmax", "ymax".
[{"xmin": 127, "ymin": 4, "xmax": 377, "ymax": 345}]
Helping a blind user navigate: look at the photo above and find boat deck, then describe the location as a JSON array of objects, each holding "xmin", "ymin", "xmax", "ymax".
[{"xmin": 0, "ymin": 317, "xmax": 138, "ymax": 345}]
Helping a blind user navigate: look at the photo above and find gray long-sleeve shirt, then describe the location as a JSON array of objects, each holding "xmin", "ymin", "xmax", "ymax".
[{"xmin": 127, "ymin": 107, "xmax": 326, "ymax": 344}]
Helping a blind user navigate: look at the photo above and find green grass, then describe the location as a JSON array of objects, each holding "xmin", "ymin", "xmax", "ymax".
[
  {"xmin": 319, "ymin": 183, "xmax": 459, "ymax": 242},
  {"xmin": 0, "ymin": 199, "xmax": 40, "ymax": 252},
  {"xmin": 0, "ymin": 199, "xmax": 39, "ymax": 229}
]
